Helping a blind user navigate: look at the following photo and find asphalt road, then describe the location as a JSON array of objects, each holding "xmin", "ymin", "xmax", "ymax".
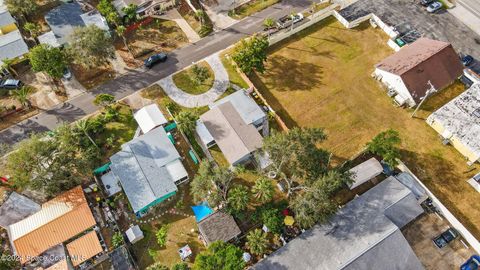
[{"xmin": 0, "ymin": 0, "xmax": 315, "ymax": 145}]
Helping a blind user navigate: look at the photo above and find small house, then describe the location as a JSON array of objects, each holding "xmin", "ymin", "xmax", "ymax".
[
  {"xmin": 109, "ymin": 127, "xmax": 189, "ymax": 217},
  {"xmin": 374, "ymin": 38, "xmax": 463, "ymax": 107},
  {"xmin": 348, "ymin": 157, "xmax": 384, "ymax": 190},
  {"xmin": 0, "ymin": 5, "xmax": 29, "ymax": 64},
  {"xmin": 197, "ymin": 211, "xmax": 241, "ymax": 245},
  {"xmin": 125, "ymin": 225, "xmax": 144, "ymax": 244},
  {"xmin": 427, "ymin": 83, "xmax": 480, "ymax": 164}
]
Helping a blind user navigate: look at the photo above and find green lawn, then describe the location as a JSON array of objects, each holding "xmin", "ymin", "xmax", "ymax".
[
  {"xmin": 229, "ymin": 0, "xmax": 280, "ymax": 19},
  {"xmin": 250, "ymin": 16, "xmax": 480, "ymax": 238},
  {"xmin": 220, "ymin": 52, "xmax": 249, "ymax": 89},
  {"xmin": 173, "ymin": 61, "xmax": 214, "ymax": 95}
]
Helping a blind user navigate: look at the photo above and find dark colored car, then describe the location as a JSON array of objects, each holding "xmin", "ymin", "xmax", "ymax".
[
  {"xmin": 462, "ymin": 55, "xmax": 474, "ymax": 66},
  {"xmin": 433, "ymin": 228, "xmax": 458, "ymax": 248},
  {"xmin": 144, "ymin": 53, "xmax": 167, "ymax": 68},
  {"xmin": 0, "ymin": 78, "xmax": 22, "ymax": 89},
  {"xmin": 461, "ymin": 255, "xmax": 480, "ymax": 270},
  {"xmin": 420, "ymin": 0, "xmax": 434, "ymax": 6}
]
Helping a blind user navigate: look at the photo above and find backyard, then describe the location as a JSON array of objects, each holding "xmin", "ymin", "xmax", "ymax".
[{"xmin": 250, "ymin": 16, "xmax": 480, "ymax": 238}]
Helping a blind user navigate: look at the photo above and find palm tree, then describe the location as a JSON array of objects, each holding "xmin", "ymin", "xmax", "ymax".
[
  {"xmin": 11, "ymin": 86, "xmax": 32, "ymax": 109},
  {"xmin": 175, "ymin": 110, "xmax": 198, "ymax": 136},
  {"xmin": 246, "ymin": 229, "xmax": 269, "ymax": 256},
  {"xmin": 116, "ymin": 25, "xmax": 132, "ymax": 56},
  {"xmin": 252, "ymin": 177, "xmax": 275, "ymax": 203},
  {"xmin": 227, "ymin": 185, "xmax": 250, "ymax": 213},
  {"xmin": 75, "ymin": 119, "xmax": 98, "ymax": 148}
]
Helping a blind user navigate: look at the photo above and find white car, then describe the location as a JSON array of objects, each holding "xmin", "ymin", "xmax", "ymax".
[{"xmin": 426, "ymin": 1, "xmax": 442, "ymax": 13}]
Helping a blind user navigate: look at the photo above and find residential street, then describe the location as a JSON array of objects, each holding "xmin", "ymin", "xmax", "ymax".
[{"xmin": 0, "ymin": 0, "xmax": 314, "ymax": 145}]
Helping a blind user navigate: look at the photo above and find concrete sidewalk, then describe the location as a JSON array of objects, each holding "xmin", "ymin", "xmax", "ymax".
[
  {"xmin": 448, "ymin": 4, "xmax": 480, "ymax": 37},
  {"xmin": 156, "ymin": 53, "xmax": 229, "ymax": 107}
]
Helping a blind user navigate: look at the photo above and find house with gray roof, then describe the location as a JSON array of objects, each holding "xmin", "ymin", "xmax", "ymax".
[
  {"xmin": 197, "ymin": 211, "xmax": 241, "ymax": 245},
  {"xmin": 0, "ymin": 192, "xmax": 40, "ymax": 228},
  {"xmin": 0, "ymin": 30, "xmax": 29, "ymax": 64},
  {"xmin": 43, "ymin": 2, "xmax": 109, "ymax": 46},
  {"xmin": 253, "ymin": 177, "xmax": 425, "ymax": 270},
  {"xmin": 109, "ymin": 127, "xmax": 188, "ymax": 217},
  {"xmin": 196, "ymin": 90, "xmax": 266, "ymax": 166}
]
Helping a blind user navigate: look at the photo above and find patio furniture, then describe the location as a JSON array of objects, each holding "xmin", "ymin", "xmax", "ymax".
[{"xmin": 179, "ymin": 245, "xmax": 192, "ymax": 261}]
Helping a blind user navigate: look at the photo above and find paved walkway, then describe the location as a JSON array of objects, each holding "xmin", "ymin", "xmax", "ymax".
[
  {"xmin": 62, "ymin": 76, "xmax": 86, "ymax": 100},
  {"xmin": 156, "ymin": 52, "xmax": 229, "ymax": 107},
  {"xmin": 157, "ymin": 9, "xmax": 201, "ymax": 43}
]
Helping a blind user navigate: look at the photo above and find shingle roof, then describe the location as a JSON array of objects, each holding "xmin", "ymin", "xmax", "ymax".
[
  {"xmin": 253, "ymin": 177, "xmax": 424, "ymax": 270},
  {"xmin": 0, "ymin": 192, "xmax": 41, "ymax": 228},
  {"xmin": 200, "ymin": 102, "xmax": 263, "ymax": 165},
  {"xmin": 210, "ymin": 90, "xmax": 266, "ymax": 125},
  {"xmin": 348, "ymin": 158, "xmax": 383, "ymax": 189},
  {"xmin": 45, "ymin": 2, "xmax": 85, "ymax": 45},
  {"xmin": 110, "ymin": 127, "xmax": 183, "ymax": 213},
  {"xmin": 376, "ymin": 38, "xmax": 463, "ymax": 102},
  {"xmin": 0, "ymin": 30, "xmax": 29, "ymax": 62},
  {"xmin": 66, "ymin": 230, "xmax": 103, "ymax": 266},
  {"xmin": 8, "ymin": 186, "xmax": 96, "ymax": 264},
  {"xmin": 427, "ymin": 83, "xmax": 480, "ymax": 158},
  {"xmin": 197, "ymin": 211, "xmax": 241, "ymax": 245}
]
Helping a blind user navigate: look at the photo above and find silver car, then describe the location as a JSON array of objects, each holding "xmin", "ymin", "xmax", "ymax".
[{"xmin": 427, "ymin": 1, "xmax": 442, "ymax": 12}]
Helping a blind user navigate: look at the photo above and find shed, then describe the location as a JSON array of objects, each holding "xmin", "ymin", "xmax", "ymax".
[
  {"xmin": 197, "ymin": 211, "xmax": 241, "ymax": 245},
  {"xmin": 348, "ymin": 157, "xmax": 384, "ymax": 189},
  {"xmin": 125, "ymin": 225, "xmax": 144, "ymax": 244},
  {"xmin": 134, "ymin": 104, "xmax": 168, "ymax": 134},
  {"xmin": 66, "ymin": 230, "xmax": 103, "ymax": 267}
]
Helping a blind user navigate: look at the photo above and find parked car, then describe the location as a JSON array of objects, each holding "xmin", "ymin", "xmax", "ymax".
[
  {"xmin": 144, "ymin": 52, "xmax": 167, "ymax": 69},
  {"xmin": 461, "ymin": 255, "xmax": 480, "ymax": 270},
  {"xmin": 461, "ymin": 54, "xmax": 474, "ymax": 66},
  {"xmin": 426, "ymin": 1, "xmax": 442, "ymax": 12},
  {"xmin": 63, "ymin": 68, "xmax": 72, "ymax": 80},
  {"xmin": 433, "ymin": 228, "xmax": 458, "ymax": 248},
  {"xmin": 0, "ymin": 78, "xmax": 22, "ymax": 89},
  {"xmin": 420, "ymin": 0, "xmax": 434, "ymax": 6},
  {"xmin": 276, "ymin": 13, "xmax": 304, "ymax": 29}
]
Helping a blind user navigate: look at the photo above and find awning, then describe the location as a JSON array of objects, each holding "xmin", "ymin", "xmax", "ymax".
[
  {"xmin": 284, "ymin": 215, "xmax": 294, "ymax": 226},
  {"xmin": 93, "ymin": 162, "xmax": 111, "ymax": 175}
]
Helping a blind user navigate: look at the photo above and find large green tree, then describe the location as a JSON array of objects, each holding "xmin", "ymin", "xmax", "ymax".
[
  {"xmin": 29, "ymin": 44, "xmax": 68, "ymax": 79},
  {"xmin": 5, "ymin": 125, "xmax": 99, "ymax": 196},
  {"xmin": 227, "ymin": 185, "xmax": 250, "ymax": 214},
  {"xmin": 97, "ymin": 0, "xmax": 121, "ymax": 26},
  {"xmin": 252, "ymin": 177, "xmax": 275, "ymax": 203},
  {"xmin": 193, "ymin": 241, "xmax": 245, "ymax": 270},
  {"xmin": 190, "ymin": 161, "xmax": 236, "ymax": 207},
  {"xmin": 366, "ymin": 129, "xmax": 401, "ymax": 168},
  {"xmin": 246, "ymin": 228, "xmax": 269, "ymax": 256},
  {"xmin": 4, "ymin": 0, "xmax": 37, "ymax": 17},
  {"xmin": 232, "ymin": 34, "xmax": 269, "ymax": 75},
  {"xmin": 262, "ymin": 127, "xmax": 331, "ymax": 196},
  {"xmin": 67, "ymin": 25, "xmax": 115, "ymax": 68},
  {"xmin": 122, "ymin": 4, "xmax": 138, "ymax": 25}
]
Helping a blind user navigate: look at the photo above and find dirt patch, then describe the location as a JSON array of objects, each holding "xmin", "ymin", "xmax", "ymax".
[{"xmin": 70, "ymin": 64, "xmax": 116, "ymax": 90}]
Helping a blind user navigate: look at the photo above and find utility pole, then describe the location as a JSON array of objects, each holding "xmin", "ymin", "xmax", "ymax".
[{"xmin": 411, "ymin": 80, "xmax": 437, "ymax": 118}]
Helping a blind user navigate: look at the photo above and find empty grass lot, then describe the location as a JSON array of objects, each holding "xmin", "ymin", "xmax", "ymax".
[{"xmin": 250, "ymin": 16, "xmax": 480, "ymax": 238}]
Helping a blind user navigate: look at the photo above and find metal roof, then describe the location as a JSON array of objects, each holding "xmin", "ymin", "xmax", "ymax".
[
  {"xmin": 348, "ymin": 158, "xmax": 383, "ymax": 190},
  {"xmin": 253, "ymin": 177, "xmax": 424, "ymax": 270},
  {"xmin": 0, "ymin": 192, "xmax": 40, "ymax": 228},
  {"xmin": 210, "ymin": 90, "xmax": 266, "ymax": 125},
  {"xmin": 0, "ymin": 9, "xmax": 14, "ymax": 27},
  {"xmin": 66, "ymin": 230, "xmax": 103, "ymax": 266},
  {"xmin": 133, "ymin": 104, "xmax": 168, "ymax": 134},
  {"xmin": 195, "ymin": 119, "xmax": 215, "ymax": 146},
  {"xmin": 8, "ymin": 186, "xmax": 96, "ymax": 264},
  {"xmin": 200, "ymin": 102, "xmax": 263, "ymax": 165},
  {"xmin": 0, "ymin": 30, "xmax": 28, "ymax": 62},
  {"xmin": 110, "ymin": 127, "xmax": 184, "ymax": 213},
  {"xmin": 427, "ymin": 83, "xmax": 480, "ymax": 158},
  {"xmin": 38, "ymin": 31, "xmax": 62, "ymax": 48},
  {"xmin": 125, "ymin": 225, "xmax": 144, "ymax": 243}
]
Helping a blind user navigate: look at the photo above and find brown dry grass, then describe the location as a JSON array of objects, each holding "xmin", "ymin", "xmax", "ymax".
[{"xmin": 251, "ymin": 16, "xmax": 480, "ymax": 238}]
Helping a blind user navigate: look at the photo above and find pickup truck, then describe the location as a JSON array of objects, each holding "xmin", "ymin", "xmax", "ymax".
[{"xmin": 276, "ymin": 13, "xmax": 304, "ymax": 29}]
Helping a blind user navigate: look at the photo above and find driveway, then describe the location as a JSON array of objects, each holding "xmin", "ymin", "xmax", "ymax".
[
  {"xmin": 0, "ymin": 0, "xmax": 318, "ymax": 145},
  {"xmin": 338, "ymin": 0, "xmax": 480, "ymax": 59}
]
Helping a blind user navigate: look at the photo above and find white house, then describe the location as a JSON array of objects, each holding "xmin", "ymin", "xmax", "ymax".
[
  {"xmin": 134, "ymin": 104, "xmax": 168, "ymax": 134},
  {"xmin": 374, "ymin": 38, "xmax": 463, "ymax": 107}
]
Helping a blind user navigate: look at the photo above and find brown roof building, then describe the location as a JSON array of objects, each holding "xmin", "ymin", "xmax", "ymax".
[
  {"xmin": 66, "ymin": 230, "xmax": 103, "ymax": 267},
  {"xmin": 197, "ymin": 211, "xmax": 241, "ymax": 245},
  {"xmin": 7, "ymin": 186, "xmax": 97, "ymax": 265},
  {"xmin": 374, "ymin": 38, "xmax": 463, "ymax": 106}
]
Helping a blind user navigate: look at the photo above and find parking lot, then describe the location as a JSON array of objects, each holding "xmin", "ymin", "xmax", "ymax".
[
  {"xmin": 338, "ymin": 0, "xmax": 480, "ymax": 60},
  {"xmin": 403, "ymin": 213, "xmax": 475, "ymax": 269}
]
